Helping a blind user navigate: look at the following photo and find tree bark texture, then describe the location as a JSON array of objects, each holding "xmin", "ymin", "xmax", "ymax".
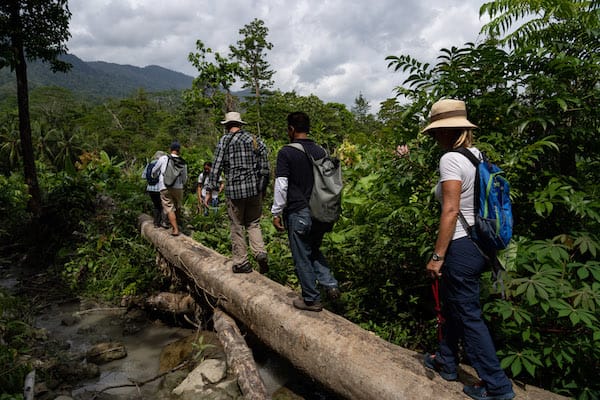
[
  {"xmin": 214, "ymin": 308, "xmax": 268, "ymax": 400},
  {"xmin": 12, "ymin": 32, "xmax": 42, "ymax": 215},
  {"xmin": 139, "ymin": 214, "xmax": 568, "ymax": 400}
]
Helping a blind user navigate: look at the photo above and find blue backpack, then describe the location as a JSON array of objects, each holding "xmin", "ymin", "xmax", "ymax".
[
  {"xmin": 454, "ymin": 147, "xmax": 513, "ymax": 252},
  {"xmin": 145, "ymin": 161, "xmax": 159, "ymax": 185}
]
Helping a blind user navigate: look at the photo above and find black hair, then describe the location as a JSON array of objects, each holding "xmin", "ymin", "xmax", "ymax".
[
  {"xmin": 204, "ymin": 161, "xmax": 212, "ymax": 167},
  {"xmin": 287, "ymin": 111, "xmax": 310, "ymax": 133}
]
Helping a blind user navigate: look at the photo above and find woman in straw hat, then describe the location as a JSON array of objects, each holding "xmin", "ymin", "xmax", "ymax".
[{"xmin": 421, "ymin": 99, "xmax": 515, "ymax": 400}]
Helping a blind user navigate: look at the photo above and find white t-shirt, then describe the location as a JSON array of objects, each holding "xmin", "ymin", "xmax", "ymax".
[
  {"xmin": 198, "ymin": 172, "xmax": 222, "ymax": 197},
  {"xmin": 435, "ymin": 147, "xmax": 481, "ymax": 241}
]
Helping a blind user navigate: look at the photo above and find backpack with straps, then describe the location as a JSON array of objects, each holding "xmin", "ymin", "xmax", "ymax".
[
  {"xmin": 454, "ymin": 147, "xmax": 513, "ymax": 253},
  {"xmin": 163, "ymin": 155, "xmax": 187, "ymax": 188},
  {"xmin": 145, "ymin": 161, "xmax": 159, "ymax": 185},
  {"xmin": 287, "ymin": 143, "xmax": 343, "ymax": 223}
]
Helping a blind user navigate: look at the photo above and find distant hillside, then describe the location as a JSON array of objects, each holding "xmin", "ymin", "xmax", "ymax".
[{"xmin": 0, "ymin": 53, "xmax": 194, "ymax": 101}]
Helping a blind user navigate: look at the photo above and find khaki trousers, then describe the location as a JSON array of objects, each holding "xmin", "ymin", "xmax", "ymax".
[{"xmin": 226, "ymin": 195, "xmax": 266, "ymax": 266}]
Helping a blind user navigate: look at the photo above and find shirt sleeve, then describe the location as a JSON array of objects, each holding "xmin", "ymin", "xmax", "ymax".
[
  {"xmin": 439, "ymin": 152, "xmax": 464, "ymax": 182},
  {"xmin": 271, "ymin": 177, "xmax": 288, "ymax": 216},
  {"xmin": 257, "ymin": 138, "xmax": 270, "ymax": 177},
  {"xmin": 208, "ymin": 136, "xmax": 227, "ymax": 190}
]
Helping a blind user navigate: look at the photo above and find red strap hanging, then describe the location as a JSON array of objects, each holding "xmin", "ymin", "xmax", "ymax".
[{"xmin": 432, "ymin": 279, "xmax": 445, "ymax": 342}]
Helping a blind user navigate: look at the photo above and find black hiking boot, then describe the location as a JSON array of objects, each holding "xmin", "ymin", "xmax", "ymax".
[
  {"xmin": 232, "ymin": 263, "xmax": 252, "ymax": 273},
  {"xmin": 257, "ymin": 253, "xmax": 269, "ymax": 274}
]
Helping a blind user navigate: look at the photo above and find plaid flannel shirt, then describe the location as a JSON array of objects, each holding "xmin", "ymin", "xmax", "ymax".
[{"xmin": 207, "ymin": 129, "xmax": 269, "ymax": 200}]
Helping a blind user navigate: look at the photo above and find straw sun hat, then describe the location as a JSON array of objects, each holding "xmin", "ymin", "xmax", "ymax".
[
  {"xmin": 220, "ymin": 112, "xmax": 246, "ymax": 125},
  {"xmin": 422, "ymin": 99, "xmax": 477, "ymax": 133}
]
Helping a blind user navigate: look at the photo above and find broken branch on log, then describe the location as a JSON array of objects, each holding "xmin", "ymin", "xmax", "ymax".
[{"xmin": 214, "ymin": 308, "xmax": 268, "ymax": 400}]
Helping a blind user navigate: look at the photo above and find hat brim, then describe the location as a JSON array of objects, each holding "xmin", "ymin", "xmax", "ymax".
[
  {"xmin": 422, "ymin": 117, "xmax": 477, "ymax": 133},
  {"xmin": 220, "ymin": 119, "xmax": 246, "ymax": 125}
]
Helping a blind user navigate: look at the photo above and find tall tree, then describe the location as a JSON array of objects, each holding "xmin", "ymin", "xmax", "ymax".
[
  {"xmin": 229, "ymin": 18, "xmax": 274, "ymax": 135},
  {"xmin": 188, "ymin": 40, "xmax": 239, "ymax": 113},
  {"xmin": 0, "ymin": 0, "xmax": 71, "ymax": 215}
]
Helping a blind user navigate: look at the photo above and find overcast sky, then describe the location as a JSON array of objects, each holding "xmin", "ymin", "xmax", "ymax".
[{"xmin": 67, "ymin": 0, "xmax": 490, "ymax": 113}]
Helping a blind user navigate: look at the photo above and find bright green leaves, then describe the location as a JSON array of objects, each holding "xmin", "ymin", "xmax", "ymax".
[{"xmin": 500, "ymin": 349, "xmax": 543, "ymax": 377}]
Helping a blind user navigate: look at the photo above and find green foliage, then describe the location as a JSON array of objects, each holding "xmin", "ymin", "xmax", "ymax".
[
  {"xmin": 0, "ymin": 0, "xmax": 71, "ymax": 72},
  {"xmin": 0, "ymin": 173, "xmax": 30, "ymax": 240},
  {"xmin": 384, "ymin": 2, "xmax": 599, "ymax": 397},
  {"xmin": 0, "ymin": 3, "xmax": 597, "ymax": 398},
  {"xmin": 0, "ymin": 290, "xmax": 33, "ymax": 396},
  {"xmin": 191, "ymin": 335, "xmax": 216, "ymax": 363},
  {"xmin": 58, "ymin": 152, "xmax": 165, "ymax": 299},
  {"xmin": 188, "ymin": 40, "xmax": 240, "ymax": 112},
  {"xmin": 485, "ymin": 234, "xmax": 600, "ymax": 397},
  {"xmin": 229, "ymin": 18, "xmax": 274, "ymax": 93}
]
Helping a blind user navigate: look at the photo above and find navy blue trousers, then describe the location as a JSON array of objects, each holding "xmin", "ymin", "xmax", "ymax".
[{"xmin": 436, "ymin": 237, "xmax": 513, "ymax": 395}]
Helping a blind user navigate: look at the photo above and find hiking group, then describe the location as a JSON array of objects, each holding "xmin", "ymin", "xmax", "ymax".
[{"xmin": 144, "ymin": 102, "xmax": 515, "ymax": 400}]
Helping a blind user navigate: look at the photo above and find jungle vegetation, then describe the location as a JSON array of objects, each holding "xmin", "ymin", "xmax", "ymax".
[{"xmin": 0, "ymin": 1, "xmax": 598, "ymax": 399}]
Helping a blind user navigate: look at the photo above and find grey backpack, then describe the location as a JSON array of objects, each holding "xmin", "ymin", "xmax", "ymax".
[
  {"xmin": 163, "ymin": 155, "xmax": 187, "ymax": 187},
  {"xmin": 287, "ymin": 143, "xmax": 343, "ymax": 223}
]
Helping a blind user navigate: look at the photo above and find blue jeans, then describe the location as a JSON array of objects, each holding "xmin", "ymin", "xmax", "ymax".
[
  {"xmin": 285, "ymin": 207, "xmax": 338, "ymax": 302},
  {"xmin": 436, "ymin": 237, "xmax": 513, "ymax": 395}
]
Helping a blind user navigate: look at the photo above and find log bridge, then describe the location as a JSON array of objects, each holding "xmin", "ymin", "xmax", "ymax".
[{"xmin": 139, "ymin": 214, "xmax": 566, "ymax": 400}]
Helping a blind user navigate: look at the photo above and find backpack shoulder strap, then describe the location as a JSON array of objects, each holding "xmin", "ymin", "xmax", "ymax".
[
  {"xmin": 452, "ymin": 147, "xmax": 480, "ymax": 167},
  {"xmin": 451, "ymin": 147, "xmax": 482, "ymax": 233},
  {"xmin": 286, "ymin": 142, "xmax": 306, "ymax": 153}
]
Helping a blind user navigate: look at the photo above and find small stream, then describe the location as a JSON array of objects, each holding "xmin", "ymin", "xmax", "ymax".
[{"xmin": 2, "ymin": 265, "xmax": 340, "ymax": 399}]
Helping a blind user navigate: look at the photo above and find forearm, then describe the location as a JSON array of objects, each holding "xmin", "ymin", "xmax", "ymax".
[{"xmin": 434, "ymin": 209, "xmax": 458, "ymax": 256}]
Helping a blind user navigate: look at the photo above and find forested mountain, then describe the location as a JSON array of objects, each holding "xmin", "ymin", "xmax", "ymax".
[{"xmin": 0, "ymin": 53, "xmax": 194, "ymax": 101}]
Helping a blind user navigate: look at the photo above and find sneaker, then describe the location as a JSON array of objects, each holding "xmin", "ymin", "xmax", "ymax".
[
  {"xmin": 256, "ymin": 253, "xmax": 269, "ymax": 274},
  {"xmin": 423, "ymin": 353, "xmax": 458, "ymax": 381},
  {"xmin": 293, "ymin": 298, "xmax": 323, "ymax": 312},
  {"xmin": 232, "ymin": 263, "xmax": 252, "ymax": 273},
  {"xmin": 463, "ymin": 385, "xmax": 515, "ymax": 400},
  {"xmin": 325, "ymin": 286, "xmax": 341, "ymax": 300}
]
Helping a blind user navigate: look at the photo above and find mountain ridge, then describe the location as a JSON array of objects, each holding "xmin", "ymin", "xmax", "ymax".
[{"xmin": 0, "ymin": 53, "xmax": 194, "ymax": 101}]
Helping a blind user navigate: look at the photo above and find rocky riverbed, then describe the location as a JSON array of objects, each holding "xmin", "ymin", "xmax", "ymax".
[{"xmin": 1, "ymin": 265, "xmax": 339, "ymax": 400}]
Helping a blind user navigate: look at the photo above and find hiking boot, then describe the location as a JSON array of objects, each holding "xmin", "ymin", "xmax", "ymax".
[
  {"xmin": 293, "ymin": 298, "xmax": 323, "ymax": 312},
  {"xmin": 232, "ymin": 263, "xmax": 252, "ymax": 273},
  {"xmin": 463, "ymin": 384, "xmax": 515, "ymax": 400},
  {"xmin": 325, "ymin": 286, "xmax": 341, "ymax": 300},
  {"xmin": 423, "ymin": 353, "xmax": 458, "ymax": 381},
  {"xmin": 256, "ymin": 253, "xmax": 269, "ymax": 274}
]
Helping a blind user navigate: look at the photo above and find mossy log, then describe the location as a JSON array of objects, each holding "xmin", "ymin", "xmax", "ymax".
[{"xmin": 139, "ymin": 214, "xmax": 567, "ymax": 400}]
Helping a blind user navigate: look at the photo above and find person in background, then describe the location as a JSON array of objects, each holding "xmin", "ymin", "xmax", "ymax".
[
  {"xmin": 152, "ymin": 141, "xmax": 188, "ymax": 236},
  {"xmin": 421, "ymin": 99, "xmax": 514, "ymax": 400},
  {"xmin": 271, "ymin": 111, "xmax": 340, "ymax": 312},
  {"xmin": 143, "ymin": 150, "xmax": 168, "ymax": 228},
  {"xmin": 197, "ymin": 161, "xmax": 223, "ymax": 216},
  {"xmin": 205, "ymin": 112, "xmax": 269, "ymax": 274}
]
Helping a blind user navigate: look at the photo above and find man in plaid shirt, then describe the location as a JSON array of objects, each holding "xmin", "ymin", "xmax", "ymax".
[{"xmin": 205, "ymin": 112, "xmax": 270, "ymax": 274}]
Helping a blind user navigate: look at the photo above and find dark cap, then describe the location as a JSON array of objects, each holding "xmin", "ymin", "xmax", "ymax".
[{"xmin": 170, "ymin": 141, "xmax": 181, "ymax": 151}]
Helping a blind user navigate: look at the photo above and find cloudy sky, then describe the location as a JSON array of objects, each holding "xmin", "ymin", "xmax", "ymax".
[{"xmin": 67, "ymin": 0, "xmax": 490, "ymax": 112}]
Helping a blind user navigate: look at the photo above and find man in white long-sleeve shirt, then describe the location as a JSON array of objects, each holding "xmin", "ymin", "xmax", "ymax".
[
  {"xmin": 271, "ymin": 112, "xmax": 340, "ymax": 312},
  {"xmin": 152, "ymin": 141, "xmax": 188, "ymax": 236}
]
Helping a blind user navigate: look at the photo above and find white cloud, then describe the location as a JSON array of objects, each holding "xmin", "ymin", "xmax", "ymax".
[{"xmin": 67, "ymin": 0, "xmax": 489, "ymax": 112}]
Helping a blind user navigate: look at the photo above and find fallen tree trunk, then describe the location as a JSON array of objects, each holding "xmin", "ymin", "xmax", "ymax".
[
  {"xmin": 214, "ymin": 308, "xmax": 268, "ymax": 400},
  {"xmin": 139, "ymin": 214, "xmax": 567, "ymax": 400}
]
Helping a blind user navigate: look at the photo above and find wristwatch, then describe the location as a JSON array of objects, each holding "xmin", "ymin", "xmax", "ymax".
[{"xmin": 431, "ymin": 253, "xmax": 444, "ymax": 262}]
